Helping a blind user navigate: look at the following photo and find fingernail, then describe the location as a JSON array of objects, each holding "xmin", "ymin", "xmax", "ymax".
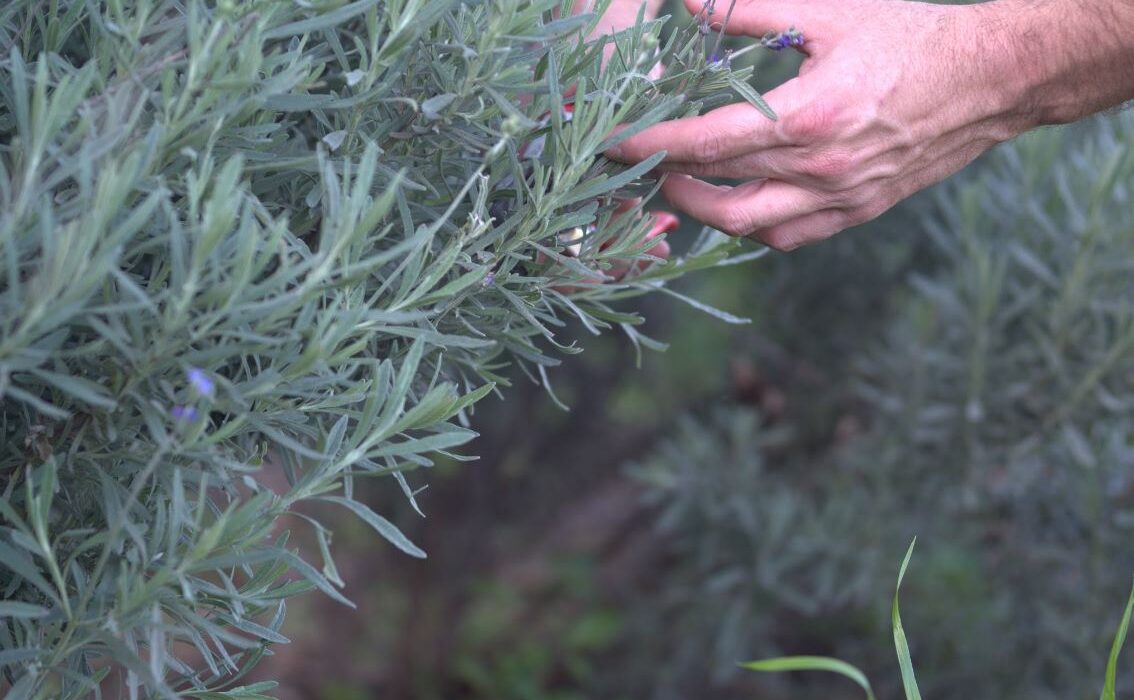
[{"xmin": 648, "ymin": 211, "xmax": 680, "ymax": 236}]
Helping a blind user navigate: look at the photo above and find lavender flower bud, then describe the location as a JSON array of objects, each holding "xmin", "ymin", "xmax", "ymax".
[
  {"xmin": 171, "ymin": 405, "xmax": 199, "ymax": 422},
  {"xmin": 186, "ymin": 368, "xmax": 215, "ymax": 398}
]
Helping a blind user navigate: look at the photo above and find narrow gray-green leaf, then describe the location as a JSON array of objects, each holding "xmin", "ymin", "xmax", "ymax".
[
  {"xmin": 28, "ymin": 369, "xmax": 117, "ymax": 409},
  {"xmin": 727, "ymin": 73, "xmax": 776, "ymax": 120},
  {"xmin": 320, "ymin": 496, "xmax": 426, "ymax": 558},
  {"xmin": 263, "ymin": 0, "xmax": 381, "ymax": 39},
  {"xmin": 0, "ymin": 602, "xmax": 50, "ymax": 619},
  {"xmin": 562, "ymin": 151, "xmax": 666, "ymax": 205},
  {"xmin": 656, "ymin": 285, "xmax": 750, "ymax": 325}
]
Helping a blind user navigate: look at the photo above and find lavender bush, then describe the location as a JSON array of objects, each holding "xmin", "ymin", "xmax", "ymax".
[{"xmin": 0, "ymin": 0, "xmax": 779, "ymax": 696}]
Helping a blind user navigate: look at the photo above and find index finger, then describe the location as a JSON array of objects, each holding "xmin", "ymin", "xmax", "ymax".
[{"xmin": 607, "ymin": 79, "xmax": 803, "ymax": 164}]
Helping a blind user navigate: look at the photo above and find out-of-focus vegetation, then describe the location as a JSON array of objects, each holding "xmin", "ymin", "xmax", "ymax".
[{"xmin": 615, "ymin": 112, "xmax": 1134, "ymax": 700}]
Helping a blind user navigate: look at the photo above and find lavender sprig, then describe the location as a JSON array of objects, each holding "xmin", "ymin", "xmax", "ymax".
[{"xmin": 761, "ymin": 27, "xmax": 806, "ymax": 51}]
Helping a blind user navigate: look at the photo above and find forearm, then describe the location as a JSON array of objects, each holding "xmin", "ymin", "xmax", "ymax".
[{"xmin": 982, "ymin": 0, "xmax": 1134, "ymax": 128}]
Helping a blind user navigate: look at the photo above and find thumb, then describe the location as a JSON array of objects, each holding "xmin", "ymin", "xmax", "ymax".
[{"xmin": 682, "ymin": 0, "xmax": 847, "ymax": 46}]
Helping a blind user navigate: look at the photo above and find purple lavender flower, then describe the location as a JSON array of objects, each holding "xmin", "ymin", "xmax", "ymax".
[
  {"xmin": 186, "ymin": 368, "xmax": 215, "ymax": 398},
  {"xmin": 482, "ymin": 271, "xmax": 496, "ymax": 287},
  {"xmin": 697, "ymin": 0, "xmax": 715, "ymax": 33},
  {"xmin": 762, "ymin": 28, "xmax": 805, "ymax": 52},
  {"xmin": 171, "ymin": 405, "xmax": 200, "ymax": 422},
  {"xmin": 708, "ymin": 49, "xmax": 732, "ymax": 70}
]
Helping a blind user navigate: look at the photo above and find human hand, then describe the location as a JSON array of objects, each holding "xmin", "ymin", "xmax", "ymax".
[{"xmin": 606, "ymin": 0, "xmax": 1032, "ymax": 250}]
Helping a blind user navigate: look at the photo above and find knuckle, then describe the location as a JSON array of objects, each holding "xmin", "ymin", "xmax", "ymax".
[
  {"xmin": 798, "ymin": 150, "xmax": 856, "ymax": 183},
  {"xmin": 760, "ymin": 230, "xmax": 797, "ymax": 252},
  {"xmin": 826, "ymin": 212, "xmax": 856, "ymax": 238},
  {"xmin": 781, "ymin": 100, "xmax": 839, "ymax": 143},
  {"xmin": 692, "ymin": 129, "xmax": 729, "ymax": 163},
  {"xmin": 849, "ymin": 198, "xmax": 889, "ymax": 225},
  {"xmin": 719, "ymin": 207, "xmax": 756, "ymax": 237},
  {"xmin": 613, "ymin": 139, "xmax": 643, "ymax": 161}
]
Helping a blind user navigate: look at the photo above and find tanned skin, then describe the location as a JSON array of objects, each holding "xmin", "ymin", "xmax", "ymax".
[{"xmin": 600, "ymin": 0, "xmax": 1134, "ymax": 250}]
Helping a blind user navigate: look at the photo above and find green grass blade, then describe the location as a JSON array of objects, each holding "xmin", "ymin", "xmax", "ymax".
[
  {"xmin": 893, "ymin": 538, "xmax": 923, "ymax": 700},
  {"xmin": 1100, "ymin": 575, "xmax": 1134, "ymax": 700},
  {"xmin": 741, "ymin": 656, "xmax": 876, "ymax": 700}
]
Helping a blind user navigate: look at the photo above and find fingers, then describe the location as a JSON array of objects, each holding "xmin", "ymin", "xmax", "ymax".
[
  {"xmin": 660, "ymin": 175, "xmax": 829, "ymax": 239},
  {"xmin": 607, "ymin": 101, "xmax": 786, "ymax": 164},
  {"xmin": 661, "ymin": 173, "xmax": 898, "ymax": 249},
  {"xmin": 748, "ymin": 208, "xmax": 851, "ymax": 251},
  {"xmin": 647, "ymin": 210, "xmax": 680, "ymax": 237},
  {"xmin": 654, "ymin": 147, "xmax": 789, "ymax": 180},
  {"xmin": 608, "ymin": 80, "xmax": 805, "ymax": 165},
  {"xmin": 640, "ymin": 210, "xmax": 678, "ymax": 263}
]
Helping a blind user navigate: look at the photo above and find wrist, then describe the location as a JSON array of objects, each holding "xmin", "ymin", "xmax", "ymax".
[
  {"xmin": 935, "ymin": 1, "xmax": 1039, "ymax": 143},
  {"xmin": 977, "ymin": 0, "xmax": 1134, "ymax": 129}
]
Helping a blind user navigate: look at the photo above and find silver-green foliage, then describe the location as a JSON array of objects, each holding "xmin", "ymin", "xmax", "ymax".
[
  {"xmin": 629, "ymin": 112, "xmax": 1134, "ymax": 700},
  {"xmin": 0, "ymin": 0, "xmax": 764, "ymax": 696}
]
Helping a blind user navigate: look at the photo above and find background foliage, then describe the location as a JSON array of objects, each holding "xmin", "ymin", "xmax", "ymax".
[{"xmin": 601, "ymin": 112, "xmax": 1134, "ymax": 700}]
